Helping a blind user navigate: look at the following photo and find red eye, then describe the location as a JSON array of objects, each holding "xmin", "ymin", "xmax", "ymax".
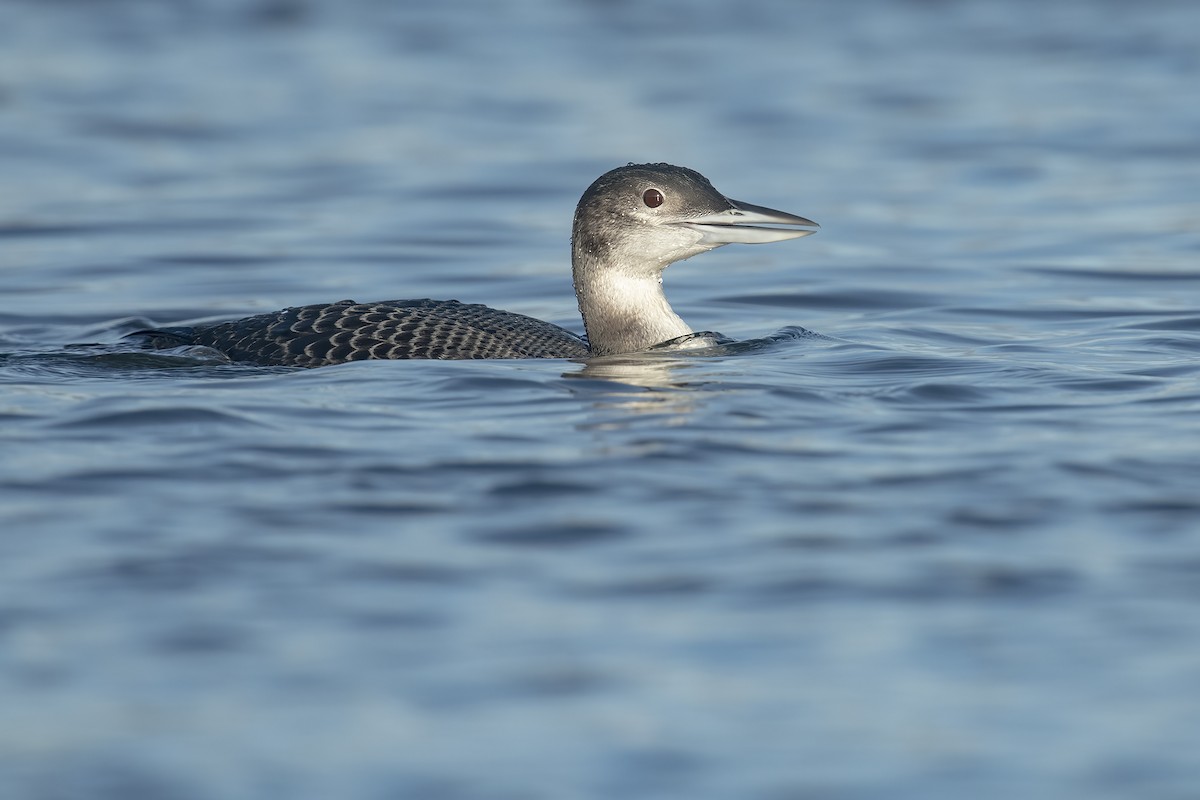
[{"xmin": 642, "ymin": 188, "xmax": 664, "ymax": 208}]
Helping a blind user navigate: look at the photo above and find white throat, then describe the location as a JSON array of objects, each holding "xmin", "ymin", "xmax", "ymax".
[{"xmin": 575, "ymin": 270, "xmax": 693, "ymax": 356}]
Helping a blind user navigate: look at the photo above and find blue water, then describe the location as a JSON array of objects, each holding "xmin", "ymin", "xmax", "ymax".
[{"xmin": 3, "ymin": 1, "xmax": 1200, "ymax": 798}]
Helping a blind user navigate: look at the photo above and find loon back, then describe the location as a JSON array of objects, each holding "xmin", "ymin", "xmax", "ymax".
[{"xmin": 134, "ymin": 299, "xmax": 590, "ymax": 367}]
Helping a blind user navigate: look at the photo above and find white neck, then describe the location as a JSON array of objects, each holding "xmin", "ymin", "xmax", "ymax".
[{"xmin": 574, "ymin": 270, "xmax": 693, "ymax": 356}]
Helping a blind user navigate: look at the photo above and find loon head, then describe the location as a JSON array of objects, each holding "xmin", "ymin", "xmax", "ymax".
[
  {"xmin": 570, "ymin": 163, "xmax": 818, "ymax": 355},
  {"xmin": 570, "ymin": 162, "xmax": 818, "ymax": 279}
]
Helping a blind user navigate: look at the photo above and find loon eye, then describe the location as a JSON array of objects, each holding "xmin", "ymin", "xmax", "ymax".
[{"xmin": 642, "ymin": 188, "xmax": 664, "ymax": 208}]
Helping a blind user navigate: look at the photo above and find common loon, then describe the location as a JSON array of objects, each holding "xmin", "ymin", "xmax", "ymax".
[{"xmin": 132, "ymin": 163, "xmax": 817, "ymax": 366}]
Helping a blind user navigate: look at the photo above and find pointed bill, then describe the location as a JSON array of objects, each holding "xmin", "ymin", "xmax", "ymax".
[{"xmin": 681, "ymin": 199, "xmax": 819, "ymax": 246}]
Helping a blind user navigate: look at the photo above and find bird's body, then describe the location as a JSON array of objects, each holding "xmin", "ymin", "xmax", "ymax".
[
  {"xmin": 131, "ymin": 164, "xmax": 816, "ymax": 366},
  {"xmin": 138, "ymin": 299, "xmax": 590, "ymax": 368}
]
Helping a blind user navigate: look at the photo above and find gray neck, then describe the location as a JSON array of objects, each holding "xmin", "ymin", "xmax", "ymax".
[{"xmin": 572, "ymin": 252, "xmax": 693, "ymax": 356}]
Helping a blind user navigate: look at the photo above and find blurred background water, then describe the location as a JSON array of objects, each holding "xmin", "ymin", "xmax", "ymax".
[{"xmin": 2, "ymin": 0, "xmax": 1199, "ymax": 798}]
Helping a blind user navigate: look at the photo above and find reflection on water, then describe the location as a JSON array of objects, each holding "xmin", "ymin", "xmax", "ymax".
[
  {"xmin": 572, "ymin": 352, "xmax": 697, "ymax": 388},
  {"xmin": 566, "ymin": 328, "xmax": 832, "ymax": 419},
  {"xmin": 568, "ymin": 354, "xmax": 704, "ymax": 421}
]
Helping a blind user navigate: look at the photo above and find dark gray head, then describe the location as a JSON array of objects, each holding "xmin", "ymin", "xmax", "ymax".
[
  {"xmin": 570, "ymin": 162, "xmax": 818, "ymax": 280},
  {"xmin": 569, "ymin": 163, "xmax": 817, "ymax": 355}
]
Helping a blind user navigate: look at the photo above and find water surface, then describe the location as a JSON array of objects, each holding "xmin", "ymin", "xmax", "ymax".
[{"xmin": 2, "ymin": 1, "xmax": 1199, "ymax": 798}]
